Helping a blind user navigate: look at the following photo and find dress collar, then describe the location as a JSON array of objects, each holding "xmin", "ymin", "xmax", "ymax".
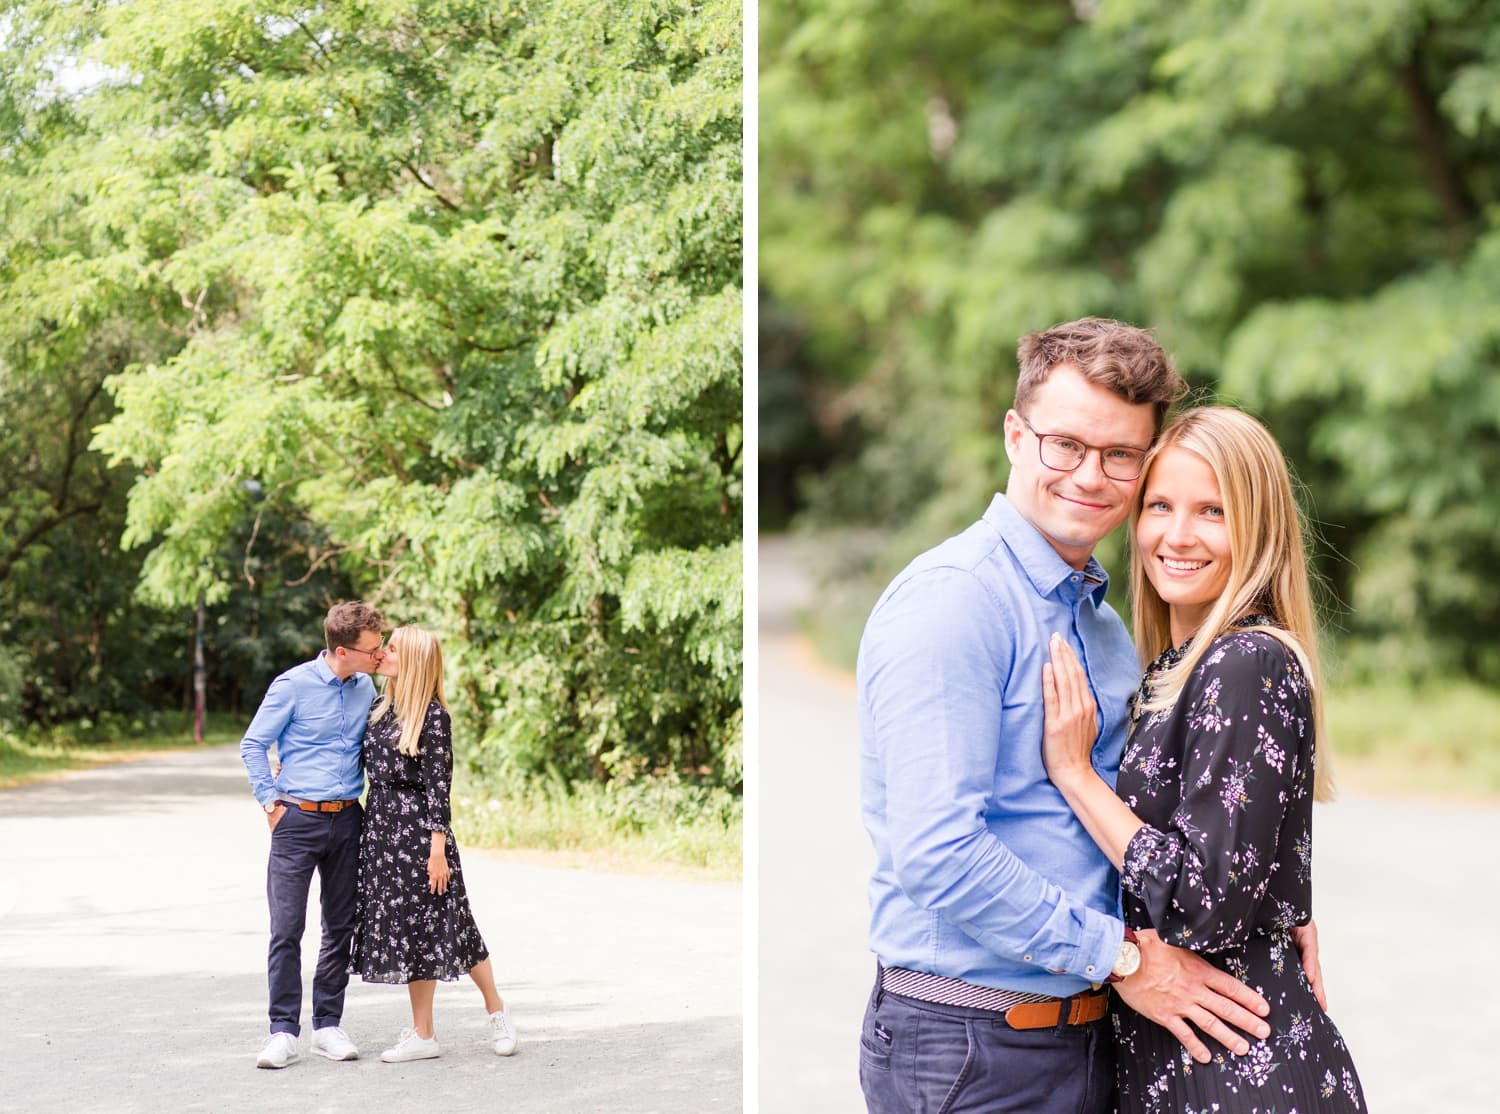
[{"xmin": 1130, "ymin": 613, "xmax": 1276, "ymax": 720}]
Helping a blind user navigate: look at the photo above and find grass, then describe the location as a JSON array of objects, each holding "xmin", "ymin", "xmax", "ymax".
[
  {"xmin": 25, "ymin": 674, "xmax": 1472, "ymax": 875},
  {"xmin": 803, "ymin": 595, "xmax": 872, "ymax": 677},
  {"xmin": 453, "ymin": 774, "xmax": 742, "ymax": 881},
  {"xmin": 1324, "ymin": 678, "xmax": 1500, "ymax": 801},
  {"xmin": 0, "ymin": 712, "xmax": 242, "ymax": 788},
  {"xmin": 0, "ymin": 711, "xmax": 742, "ymax": 878}
]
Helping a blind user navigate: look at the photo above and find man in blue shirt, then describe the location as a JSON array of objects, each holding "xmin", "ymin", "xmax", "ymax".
[
  {"xmin": 858, "ymin": 319, "xmax": 1274, "ymax": 1113},
  {"xmin": 241, "ymin": 601, "xmax": 384, "ymax": 1069}
]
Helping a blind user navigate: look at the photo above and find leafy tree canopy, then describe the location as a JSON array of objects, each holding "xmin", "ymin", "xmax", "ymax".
[
  {"xmin": 762, "ymin": 0, "xmax": 1500, "ymax": 682},
  {"xmin": 2, "ymin": 0, "xmax": 742, "ymax": 785}
]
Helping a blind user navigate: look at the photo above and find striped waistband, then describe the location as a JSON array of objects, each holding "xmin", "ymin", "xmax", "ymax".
[
  {"xmin": 879, "ymin": 967, "xmax": 1065, "ymax": 1013},
  {"xmin": 277, "ymin": 791, "xmax": 358, "ymax": 806}
]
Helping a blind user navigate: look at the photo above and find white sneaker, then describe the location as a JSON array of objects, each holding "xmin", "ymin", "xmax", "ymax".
[
  {"xmin": 256, "ymin": 1031, "xmax": 300, "ymax": 1069},
  {"xmin": 380, "ymin": 1029, "xmax": 441, "ymax": 1063},
  {"xmin": 310, "ymin": 1025, "xmax": 360, "ymax": 1061},
  {"xmin": 488, "ymin": 1009, "xmax": 518, "ymax": 1056}
]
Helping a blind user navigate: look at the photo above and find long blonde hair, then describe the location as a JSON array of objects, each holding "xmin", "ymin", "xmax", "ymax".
[
  {"xmin": 369, "ymin": 626, "xmax": 447, "ymax": 757},
  {"xmin": 1129, "ymin": 406, "xmax": 1334, "ymax": 801}
]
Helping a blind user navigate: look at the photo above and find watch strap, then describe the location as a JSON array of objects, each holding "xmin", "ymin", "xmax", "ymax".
[{"xmin": 1105, "ymin": 927, "xmax": 1140, "ymax": 984}]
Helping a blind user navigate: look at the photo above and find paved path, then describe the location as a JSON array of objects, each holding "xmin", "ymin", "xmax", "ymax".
[
  {"xmin": 758, "ymin": 535, "xmax": 1500, "ymax": 1114},
  {"xmin": 0, "ymin": 748, "xmax": 740, "ymax": 1114}
]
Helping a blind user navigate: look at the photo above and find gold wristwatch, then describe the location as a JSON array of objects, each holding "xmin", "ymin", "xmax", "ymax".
[{"xmin": 1106, "ymin": 927, "xmax": 1141, "ymax": 983}]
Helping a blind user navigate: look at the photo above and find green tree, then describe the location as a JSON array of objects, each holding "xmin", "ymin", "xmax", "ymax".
[
  {"xmin": 0, "ymin": 14, "xmax": 190, "ymax": 723},
  {"xmin": 0, "ymin": 4, "xmax": 416, "ymax": 725},
  {"xmin": 3, "ymin": 0, "xmax": 742, "ymax": 788},
  {"xmin": 762, "ymin": 0, "xmax": 1500, "ymax": 681}
]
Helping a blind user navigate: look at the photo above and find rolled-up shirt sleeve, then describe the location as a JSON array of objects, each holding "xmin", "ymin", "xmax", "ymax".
[
  {"xmin": 241, "ymin": 676, "xmax": 294, "ymax": 807},
  {"xmin": 866, "ymin": 568, "xmax": 1122, "ymax": 980}
]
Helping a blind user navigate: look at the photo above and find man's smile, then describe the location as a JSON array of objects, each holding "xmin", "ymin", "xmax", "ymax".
[{"xmin": 1054, "ymin": 491, "xmax": 1112, "ymax": 511}]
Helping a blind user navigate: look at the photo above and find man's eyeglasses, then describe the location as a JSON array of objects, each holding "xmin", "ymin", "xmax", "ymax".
[
  {"xmin": 1019, "ymin": 415, "xmax": 1148, "ymax": 482},
  {"xmin": 339, "ymin": 643, "xmax": 383, "ymax": 659}
]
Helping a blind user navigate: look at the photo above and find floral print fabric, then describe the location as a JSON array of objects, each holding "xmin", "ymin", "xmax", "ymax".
[
  {"xmin": 349, "ymin": 700, "xmax": 489, "ymax": 984},
  {"xmin": 1112, "ymin": 626, "xmax": 1365, "ymax": 1113}
]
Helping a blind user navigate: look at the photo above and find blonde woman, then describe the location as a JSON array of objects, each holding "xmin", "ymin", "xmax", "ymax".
[
  {"xmin": 1041, "ymin": 407, "xmax": 1365, "ymax": 1113},
  {"xmin": 348, "ymin": 625, "xmax": 518, "ymax": 1062}
]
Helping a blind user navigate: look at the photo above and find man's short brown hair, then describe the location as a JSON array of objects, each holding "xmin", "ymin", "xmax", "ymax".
[
  {"xmin": 324, "ymin": 601, "xmax": 384, "ymax": 651},
  {"xmin": 1016, "ymin": 317, "xmax": 1187, "ymax": 429}
]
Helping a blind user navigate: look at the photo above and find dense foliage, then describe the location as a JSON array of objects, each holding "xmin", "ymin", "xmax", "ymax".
[
  {"xmin": 1, "ymin": 0, "xmax": 742, "ymax": 794},
  {"xmin": 762, "ymin": 0, "xmax": 1500, "ymax": 682}
]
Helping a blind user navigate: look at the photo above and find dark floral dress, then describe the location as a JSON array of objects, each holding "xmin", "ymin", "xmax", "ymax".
[
  {"xmin": 1112, "ymin": 623, "xmax": 1366, "ymax": 1113},
  {"xmin": 349, "ymin": 700, "xmax": 489, "ymax": 984}
]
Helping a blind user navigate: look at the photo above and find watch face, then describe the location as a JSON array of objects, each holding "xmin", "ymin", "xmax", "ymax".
[{"xmin": 1115, "ymin": 941, "xmax": 1142, "ymax": 979}]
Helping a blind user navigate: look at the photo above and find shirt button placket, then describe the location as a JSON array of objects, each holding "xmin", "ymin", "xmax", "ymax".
[{"xmin": 1068, "ymin": 586, "xmax": 1103, "ymax": 764}]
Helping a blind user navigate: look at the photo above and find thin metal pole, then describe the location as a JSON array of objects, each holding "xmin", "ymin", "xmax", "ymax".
[{"xmin": 193, "ymin": 591, "xmax": 206, "ymax": 744}]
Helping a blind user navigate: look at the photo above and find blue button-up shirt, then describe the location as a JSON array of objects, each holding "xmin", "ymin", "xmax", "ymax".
[
  {"xmin": 240, "ymin": 653, "xmax": 375, "ymax": 807},
  {"xmin": 858, "ymin": 494, "xmax": 1140, "ymax": 995}
]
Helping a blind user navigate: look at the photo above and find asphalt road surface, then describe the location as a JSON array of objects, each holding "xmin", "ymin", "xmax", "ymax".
[
  {"xmin": 759, "ymin": 534, "xmax": 1500, "ymax": 1114},
  {"xmin": 1, "ymin": 747, "xmax": 740, "ymax": 1114}
]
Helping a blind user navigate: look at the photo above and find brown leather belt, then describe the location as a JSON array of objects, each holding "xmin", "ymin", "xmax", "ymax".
[
  {"xmin": 879, "ymin": 966, "xmax": 1110, "ymax": 1030},
  {"xmin": 285, "ymin": 798, "xmax": 358, "ymax": 813},
  {"xmin": 1003, "ymin": 990, "xmax": 1110, "ymax": 1030}
]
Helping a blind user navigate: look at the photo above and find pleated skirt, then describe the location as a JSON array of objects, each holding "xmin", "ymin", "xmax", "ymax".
[{"xmin": 1113, "ymin": 932, "xmax": 1367, "ymax": 1114}]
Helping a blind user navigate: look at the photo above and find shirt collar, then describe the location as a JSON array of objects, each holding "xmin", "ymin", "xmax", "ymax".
[
  {"xmin": 312, "ymin": 651, "xmax": 347, "ymax": 686},
  {"xmin": 983, "ymin": 493, "xmax": 1112, "ymax": 606}
]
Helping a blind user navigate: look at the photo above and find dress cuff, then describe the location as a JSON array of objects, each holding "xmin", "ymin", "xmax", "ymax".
[{"xmin": 1121, "ymin": 824, "xmax": 1166, "ymax": 898}]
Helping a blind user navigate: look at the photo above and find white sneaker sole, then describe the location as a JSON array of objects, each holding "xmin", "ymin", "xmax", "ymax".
[
  {"xmin": 312, "ymin": 1044, "xmax": 359, "ymax": 1061},
  {"xmin": 494, "ymin": 1041, "xmax": 518, "ymax": 1057},
  {"xmin": 310, "ymin": 1043, "xmax": 357, "ymax": 1061},
  {"xmin": 256, "ymin": 1051, "xmax": 300, "ymax": 1069},
  {"xmin": 381, "ymin": 1046, "xmax": 440, "ymax": 1063}
]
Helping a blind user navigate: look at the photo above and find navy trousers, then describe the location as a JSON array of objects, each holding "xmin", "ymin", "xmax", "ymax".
[
  {"xmin": 265, "ymin": 803, "xmax": 362, "ymax": 1036},
  {"xmin": 859, "ymin": 975, "xmax": 1115, "ymax": 1114}
]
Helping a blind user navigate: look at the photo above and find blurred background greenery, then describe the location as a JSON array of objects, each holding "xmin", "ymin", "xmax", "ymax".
[
  {"xmin": 760, "ymin": 0, "xmax": 1500, "ymax": 796},
  {"xmin": 0, "ymin": 0, "xmax": 741, "ymax": 870}
]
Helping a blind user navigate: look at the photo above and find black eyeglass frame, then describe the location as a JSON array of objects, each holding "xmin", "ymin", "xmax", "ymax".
[{"xmin": 1018, "ymin": 414, "xmax": 1150, "ymax": 482}]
